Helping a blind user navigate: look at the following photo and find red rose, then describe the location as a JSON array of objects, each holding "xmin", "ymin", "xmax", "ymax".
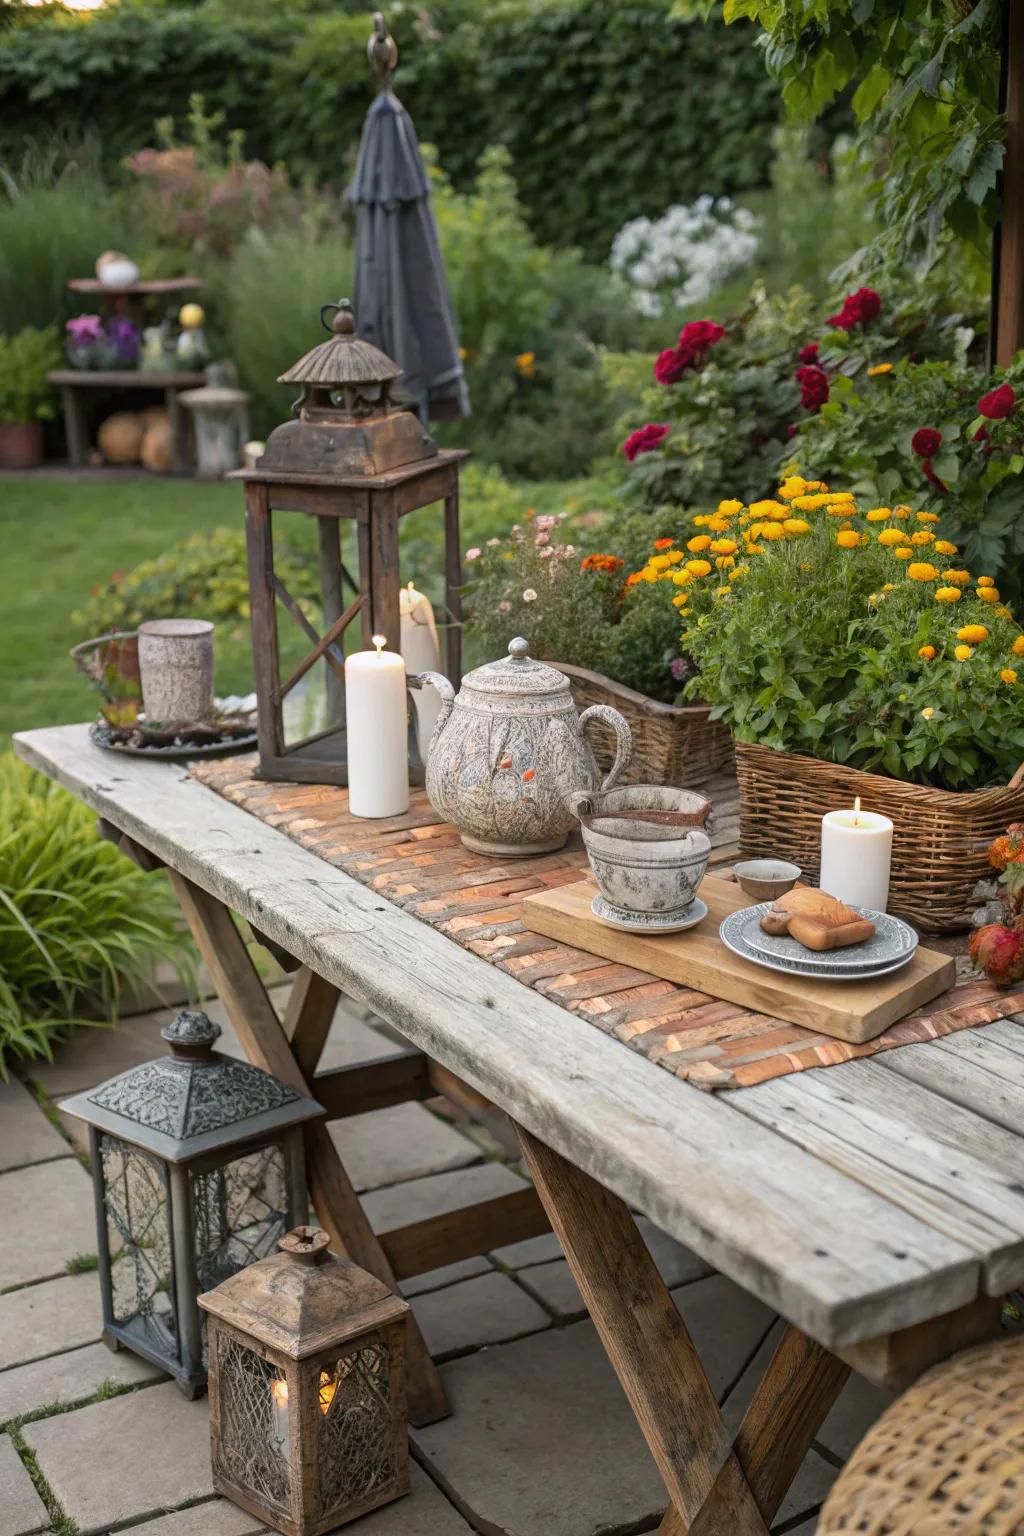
[
  {"xmin": 679, "ymin": 319, "xmax": 726, "ymax": 351},
  {"xmin": 827, "ymin": 287, "xmax": 881, "ymax": 330},
  {"xmin": 979, "ymin": 383, "xmax": 1016, "ymax": 420},
  {"xmin": 798, "ymin": 342, "xmax": 820, "ymax": 364},
  {"xmin": 622, "ymin": 422, "xmax": 671, "ymax": 462},
  {"xmin": 654, "ymin": 346, "xmax": 689, "ymax": 385},
  {"xmin": 795, "ymin": 364, "xmax": 829, "ymax": 411},
  {"xmin": 911, "ymin": 427, "xmax": 942, "ymax": 458}
]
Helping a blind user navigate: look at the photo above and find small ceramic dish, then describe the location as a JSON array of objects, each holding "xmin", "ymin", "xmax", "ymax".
[{"xmin": 733, "ymin": 858, "xmax": 802, "ymax": 902}]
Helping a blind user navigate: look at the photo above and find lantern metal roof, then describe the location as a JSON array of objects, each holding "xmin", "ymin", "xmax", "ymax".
[
  {"xmin": 278, "ymin": 301, "xmax": 402, "ymax": 392},
  {"xmin": 199, "ymin": 1227, "xmax": 409, "ymax": 1358},
  {"xmin": 60, "ymin": 1009, "xmax": 324, "ymax": 1163}
]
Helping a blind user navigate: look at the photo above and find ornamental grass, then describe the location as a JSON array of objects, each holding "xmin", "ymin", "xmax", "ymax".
[{"xmin": 629, "ymin": 475, "xmax": 1024, "ymax": 790}]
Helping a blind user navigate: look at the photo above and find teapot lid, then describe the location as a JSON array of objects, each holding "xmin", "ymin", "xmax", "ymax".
[{"xmin": 461, "ymin": 638, "xmax": 571, "ymax": 700}]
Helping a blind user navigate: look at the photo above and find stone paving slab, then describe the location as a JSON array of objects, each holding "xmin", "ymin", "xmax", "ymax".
[
  {"xmin": 361, "ymin": 1161, "xmax": 524, "ymax": 1234},
  {"xmin": 23, "ymin": 1380, "xmax": 213, "ymax": 1535},
  {"xmin": 0, "ymin": 1081, "xmax": 70, "ymax": 1173},
  {"xmin": 118, "ymin": 1497, "xmax": 265, "ymax": 1536},
  {"xmin": 330, "ymin": 1103, "xmax": 479, "ymax": 1193},
  {"xmin": 0, "ymin": 1272, "xmax": 103, "ymax": 1371},
  {"xmin": 0, "ymin": 1341, "xmax": 163, "ymax": 1424},
  {"xmin": 816, "ymin": 1370, "xmax": 892, "ymax": 1461},
  {"xmin": 0, "ymin": 1432, "xmax": 49, "ymax": 1535},
  {"xmin": 411, "ymin": 1272, "xmax": 550, "ymax": 1359},
  {"xmin": 400, "ymin": 1256, "xmax": 491, "ymax": 1298},
  {"xmin": 0, "ymin": 1160, "xmax": 97, "ymax": 1289},
  {"xmin": 497, "ymin": 1215, "xmax": 711, "ymax": 1293}
]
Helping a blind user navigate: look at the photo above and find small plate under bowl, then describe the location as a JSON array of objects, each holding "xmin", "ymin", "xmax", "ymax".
[{"xmin": 591, "ymin": 894, "xmax": 709, "ymax": 935}]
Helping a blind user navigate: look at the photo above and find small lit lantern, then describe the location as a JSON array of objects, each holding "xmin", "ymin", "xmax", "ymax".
[
  {"xmin": 179, "ymin": 363, "xmax": 251, "ymax": 479},
  {"xmin": 232, "ymin": 299, "xmax": 467, "ymax": 786},
  {"xmin": 60, "ymin": 1009, "xmax": 324, "ymax": 1398},
  {"xmin": 199, "ymin": 1226, "xmax": 410, "ymax": 1535}
]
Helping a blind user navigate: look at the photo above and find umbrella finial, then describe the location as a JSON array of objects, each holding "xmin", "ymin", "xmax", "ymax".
[{"xmin": 368, "ymin": 12, "xmax": 398, "ymax": 87}]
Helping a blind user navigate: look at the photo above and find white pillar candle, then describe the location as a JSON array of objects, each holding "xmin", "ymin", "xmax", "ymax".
[
  {"xmin": 399, "ymin": 581, "xmax": 443, "ymax": 760},
  {"xmin": 344, "ymin": 635, "xmax": 409, "ymax": 818},
  {"xmin": 270, "ymin": 1378, "xmax": 290, "ymax": 1461},
  {"xmin": 819, "ymin": 797, "xmax": 894, "ymax": 912}
]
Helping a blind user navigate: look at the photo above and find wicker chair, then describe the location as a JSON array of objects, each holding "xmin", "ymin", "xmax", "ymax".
[{"xmin": 819, "ymin": 1335, "xmax": 1024, "ymax": 1534}]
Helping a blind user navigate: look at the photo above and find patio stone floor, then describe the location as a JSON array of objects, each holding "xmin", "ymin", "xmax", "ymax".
[{"xmin": 0, "ymin": 981, "xmax": 892, "ymax": 1535}]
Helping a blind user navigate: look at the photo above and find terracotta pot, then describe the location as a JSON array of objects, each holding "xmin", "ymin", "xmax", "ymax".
[{"xmin": 0, "ymin": 420, "xmax": 43, "ymax": 470}]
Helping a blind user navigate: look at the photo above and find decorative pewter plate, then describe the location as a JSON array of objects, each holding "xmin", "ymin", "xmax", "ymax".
[
  {"xmin": 592, "ymin": 894, "xmax": 709, "ymax": 935},
  {"xmin": 90, "ymin": 721, "xmax": 258, "ymax": 761},
  {"xmin": 742, "ymin": 902, "xmax": 918, "ymax": 971},
  {"xmin": 719, "ymin": 905, "xmax": 917, "ymax": 982}
]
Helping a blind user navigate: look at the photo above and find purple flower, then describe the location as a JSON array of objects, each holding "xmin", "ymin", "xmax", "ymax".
[
  {"xmin": 108, "ymin": 319, "xmax": 140, "ymax": 364},
  {"xmin": 66, "ymin": 314, "xmax": 104, "ymax": 343},
  {"xmin": 670, "ymin": 657, "xmax": 690, "ymax": 682}
]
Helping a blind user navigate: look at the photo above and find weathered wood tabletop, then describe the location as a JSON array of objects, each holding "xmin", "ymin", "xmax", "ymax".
[{"xmin": 17, "ymin": 722, "xmax": 1024, "ymax": 1535}]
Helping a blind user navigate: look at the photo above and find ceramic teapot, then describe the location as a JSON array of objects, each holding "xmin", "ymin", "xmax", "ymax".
[{"xmin": 417, "ymin": 638, "xmax": 632, "ymax": 857}]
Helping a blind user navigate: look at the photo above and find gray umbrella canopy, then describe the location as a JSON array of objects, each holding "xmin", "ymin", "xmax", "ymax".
[{"xmin": 348, "ymin": 84, "xmax": 469, "ymax": 422}]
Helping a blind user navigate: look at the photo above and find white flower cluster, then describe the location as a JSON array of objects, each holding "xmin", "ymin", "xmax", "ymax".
[{"xmin": 610, "ymin": 196, "xmax": 759, "ymax": 317}]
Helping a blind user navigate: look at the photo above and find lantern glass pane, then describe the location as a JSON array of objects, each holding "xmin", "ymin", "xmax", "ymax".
[
  {"xmin": 314, "ymin": 1339, "xmax": 397, "ymax": 1521},
  {"xmin": 193, "ymin": 1143, "xmax": 290, "ymax": 1302},
  {"xmin": 100, "ymin": 1136, "xmax": 176, "ymax": 1357},
  {"xmin": 217, "ymin": 1331, "xmax": 292, "ymax": 1517}
]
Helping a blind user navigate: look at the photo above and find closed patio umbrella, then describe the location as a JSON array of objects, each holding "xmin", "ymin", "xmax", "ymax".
[{"xmin": 347, "ymin": 14, "xmax": 469, "ymax": 422}]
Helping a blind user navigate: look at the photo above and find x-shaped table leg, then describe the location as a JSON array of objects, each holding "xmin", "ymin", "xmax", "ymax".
[{"xmin": 517, "ymin": 1127, "xmax": 849, "ymax": 1535}]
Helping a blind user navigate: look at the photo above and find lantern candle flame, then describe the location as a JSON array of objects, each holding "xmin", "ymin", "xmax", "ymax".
[
  {"xmin": 318, "ymin": 1369, "xmax": 337, "ymax": 1415},
  {"xmin": 271, "ymin": 1377, "xmax": 290, "ymax": 1455}
]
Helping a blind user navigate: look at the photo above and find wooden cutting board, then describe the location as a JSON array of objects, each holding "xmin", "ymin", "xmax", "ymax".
[{"xmin": 522, "ymin": 874, "xmax": 957, "ymax": 1044}]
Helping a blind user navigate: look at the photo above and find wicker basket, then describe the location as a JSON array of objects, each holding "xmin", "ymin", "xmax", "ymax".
[
  {"xmin": 552, "ymin": 661, "xmax": 734, "ymax": 790},
  {"xmin": 735, "ymin": 738, "xmax": 1024, "ymax": 932}
]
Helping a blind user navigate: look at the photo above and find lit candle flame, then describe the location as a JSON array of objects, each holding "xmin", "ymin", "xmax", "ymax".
[
  {"xmin": 852, "ymin": 795, "xmax": 861, "ymax": 827},
  {"xmin": 318, "ymin": 1369, "xmax": 337, "ymax": 1415},
  {"xmin": 271, "ymin": 1378, "xmax": 289, "ymax": 1407},
  {"xmin": 372, "ymin": 634, "xmax": 387, "ymax": 655}
]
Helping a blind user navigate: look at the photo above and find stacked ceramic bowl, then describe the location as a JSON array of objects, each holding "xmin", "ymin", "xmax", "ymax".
[{"xmin": 719, "ymin": 902, "xmax": 918, "ymax": 982}]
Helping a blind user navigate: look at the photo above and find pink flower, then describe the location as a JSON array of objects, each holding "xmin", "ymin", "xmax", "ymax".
[
  {"xmin": 979, "ymin": 383, "xmax": 1016, "ymax": 420},
  {"xmin": 534, "ymin": 532, "xmax": 550, "ymax": 546},
  {"xmin": 679, "ymin": 319, "xmax": 725, "ymax": 351},
  {"xmin": 827, "ymin": 287, "xmax": 881, "ymax": 330},
  {"xmin": 498, "ymin": 600, "xmax": 511, "ymax": 613},
  {"xmin": 465, "ymin": 547, "xmax": 482, "ymax": 562},
  {"xmin": 911, "ymin": 428, "xmax": 942, "ymax": 459},
  {"xmin": 622, "ymin": 423, "xmax": 671, "ymax": 461},
  {"xmin": 66, "ymin": 314, "xmax": 104, "ymax": 342},
  {"xmin": 534, "ymin": 514, "xmax": 556, "ymax": 531},
  {"xmin": 538, "ymin": 547, "xmax": 554, "ymax": 558}
]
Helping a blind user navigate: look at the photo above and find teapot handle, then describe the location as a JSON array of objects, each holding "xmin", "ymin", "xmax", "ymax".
[
  {"xmin": 411, "ymin": 671, "xmax": 456, "ymax": 738},
  {"xmin": 579, "ymin": 704, "xmax": 632, "ymax": 790}
]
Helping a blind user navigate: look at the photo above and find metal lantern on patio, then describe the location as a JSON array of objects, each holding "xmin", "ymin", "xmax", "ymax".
[
  {"xmin": 60, "ymin": 1009, "xmax": 324, "ymax": 1398},
  {"xmin": 231, "ymin": 299, "xmax": 467, "ymax": 787},
  {"xmin": 199, "ymin": 1225, "xmax": 410, "ymax": 1536}
]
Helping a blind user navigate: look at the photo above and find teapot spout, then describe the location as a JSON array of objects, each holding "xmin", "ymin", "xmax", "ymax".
[{"xmin": 412, "ymin": 670, "xmax": 456, "ymax": 745}]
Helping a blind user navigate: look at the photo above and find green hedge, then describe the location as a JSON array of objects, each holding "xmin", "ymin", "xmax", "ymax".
[{"xmin": 0, "ymin": 0, "xmax": 781, "ymax": 256}]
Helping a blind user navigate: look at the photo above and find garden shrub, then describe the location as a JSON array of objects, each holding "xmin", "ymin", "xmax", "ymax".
[{"xmin": 0, "ymin": 754, "xmax": 192, "ymax": 1076}]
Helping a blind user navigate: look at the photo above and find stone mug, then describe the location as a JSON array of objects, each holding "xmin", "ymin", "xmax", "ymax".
[
  {"xmin": 568, "ymin": 785, "xmax": 714, "ymax": 920},
  {"xmin": 138, "ymin": 619, "xmax": 215, "ymax": 725}
]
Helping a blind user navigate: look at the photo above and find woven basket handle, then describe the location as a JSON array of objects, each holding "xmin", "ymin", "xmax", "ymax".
[{"xmin": 1009, "ymin": 762, "xmax": 1024, "ymax": 792}]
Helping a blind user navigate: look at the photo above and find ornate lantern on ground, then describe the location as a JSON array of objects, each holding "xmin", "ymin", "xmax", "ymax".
[
  {"xmin": 200, "ymin": 1226, "xmax": 410, "ymax": 1536},
  {"xmin": 179, "ymin": 363, "xmax": 251, "ymax": 478},
  {"xmin": 60, "ymin": 1009, "xmax": 324, "ymax": 1398},
  {"xmin": 232, "ymin": 299, "xmax": 468, "ymax": 786}
]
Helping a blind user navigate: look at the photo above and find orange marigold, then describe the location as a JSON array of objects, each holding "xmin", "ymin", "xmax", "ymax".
[{"xmin": 653, "ymin": 537, "xmax": 674, "ymax": 551}]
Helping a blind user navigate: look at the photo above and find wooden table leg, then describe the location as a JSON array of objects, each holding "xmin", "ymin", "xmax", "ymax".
[
  {"xmin": 168, "ymin": 871, "xmax": 451, "ymax": 1427},
  {"xmin": 62, "ymin": 385, "xmax": 88, "ymax": 467},
  {"xmin": 165, "ymin": 386, "xmax": 189, "ymax": 474},
  {"xmin": 518, "ymin": 1126, "xmax": 847, "ymax": 1536}
]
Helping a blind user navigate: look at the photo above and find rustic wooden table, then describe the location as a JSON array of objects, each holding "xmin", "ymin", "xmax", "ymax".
[
  {"xmin": 17, "ymin": 721, "xmax": 1024, "ymax": 1536},
  {"xmin": 47, "ymin": 369, "xmax": 206, "ymax": 472}
]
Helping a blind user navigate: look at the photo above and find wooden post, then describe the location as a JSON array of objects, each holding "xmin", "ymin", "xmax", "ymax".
[
  {"xmin": 244, "ymin": 485, "xmax": 284, "ymax": 766},
  {"xmin": 444, "ymin": 483, "xmax": 462, "ymax": 683},
  {"xmin": 317, "ymin": 516, "xmax": 346, "ymax": 729},
  {"xmin": 369, "ymin": 491, "xmax": 401, "ymax": 656},
  {"xmin": 995, "ymin": 0, "xmax": 1024, "ymax": 365},
  {"xmin": 62, "ymin": 384, "xmax": 88, "ymax": 467}
]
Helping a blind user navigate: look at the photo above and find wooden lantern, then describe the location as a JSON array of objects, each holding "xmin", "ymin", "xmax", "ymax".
[
  {"xmin": 232, "ymin": 299, "xmax": 468, "ymax": 786},
  {"xmin": 199, "ymin": 1226, "xmax": 410, "ymax": 1535}
]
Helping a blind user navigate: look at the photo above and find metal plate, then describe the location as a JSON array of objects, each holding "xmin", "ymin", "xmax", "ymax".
[
  {"xmin": 90, "ymin": 722, "xmax": 258, "ymax": 762},
  {"xmin": 719, "ymin": 906, "xmax": 917, "ymax": 982},
  {"xmin": 742, "ymin": 902, "xmax": 918, "ymax": 972}
]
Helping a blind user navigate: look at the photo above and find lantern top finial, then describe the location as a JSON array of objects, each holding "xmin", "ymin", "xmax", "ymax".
[
  {"xmin": 279, "ymin": 1226, "xmax": 331, "ymax": 1265},
  {"xmin": 161, "ymin": 1007, "xmax": 221, "ymax": 1054},
  {"xmin": 277, "ymin": 300, "xmax": 403, "ymax": 392}
]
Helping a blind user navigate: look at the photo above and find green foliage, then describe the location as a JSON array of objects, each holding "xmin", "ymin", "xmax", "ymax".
[
  {"xmin": 72, "ymin": 525, "xmax": 319, "ymax": 638},
  {"xmin": 0, "ymin": 325, "xmax": 60, "ymax": 423},
  {"xmin": 0, "ymin": 0, "xmax": 782, "ymax": 257},
  {"xmin": 720, "ymin": 0, "xmax": 1004, "ymax": 272},
  {"xmin": 0, "ymin": 754, "xmax": 192, "ymax": 1078}
]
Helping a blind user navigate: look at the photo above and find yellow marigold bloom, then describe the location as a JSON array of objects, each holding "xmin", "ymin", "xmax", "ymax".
[
  {"xmin": 744, "ymin": 543, "xmax": 761, "ymax": 555},
  {"xmin": 515, "ymin": 351, "xmax": 536, "ymax": 376},
  {"xmin": 1002, "ymin": 669, "xmax": 1019, "ymax": 685},
  {"xmin": 1013, "ymin": 635, "xmax": 1024, "ymax": 656},
  {"xmin": 693, "ymin": 514, "xmax": 709, "ymax": 526},
  {"xmin": 671, "ymin": 571, "xmax": 691, "ymax": 587},
  {"xmin": 911, "ymin": 530, "xmax": 935, "ymax": 546},
  {"xmin": 866, "ymin": 507, "xmax": 891, "ymax": 522},
  {"xmin": 649, "ymin": 554, "xmax": 671, "ymax": 571},
  {"xmin": 717, "ymin": 499, "xmax": 744, "ymax": 517},
  {"xmin": 665, "ymin": 549, "xmax": 684, "ymax": 564},
  {"xmin": 685, "ymin": 559, "xmax": 713, "ymax": 577},
  {"xmin": 942, "ymin": 569, "xmax": 971, "ymax": 586},
  {"xmin": 921, "ymin": 707, "xmax": 936, "ymax": 719},
  {"xmin": 790, "ymin": 494, "xmax": 829, "ymax": 511},
  {"xmin": 640, "ymin": 568, "xmax": 658, "ymax": 583},
  {"xmin": 996, "ymin": 605, "xmax": 1013, "ymax": 619},
  {"xmin": 867, "ymin": 363, "xmax": 893, "ymax": 376},
  {"xmin": 760, "ymin": 523, "xmax": 785, "ymax": 541},
  {"xmin": 892, "ymin": 505, "xmax": 911, "ymax": 519},
  {"xmin": 934, "ymin": 587, "xmax": 962, "ymax": 603},
  {"xmin": 978, "ymin": 576, "xmax": 996, "ymax": 587},
  {"xmin": 916, "ymin": 512, "xmax": 940, "ymax": 524},
  {"xmin": 728, "ymin": 565, "xmax": 747, "ymax": 581},
  {"xmin": 747, "ymin": 499, "xmax": 787, "ymax": 520},
  {"xmin": 782, "ymin": 518, "xmax": 810, "ymax": 535},
  {"xmin": 978, "ymin": 587, "xmax": 1001, "ymax": 603},
  {"xmin": 710, "ymin": 538, "xmax": 738, "ymax": 555},
  {"xmin": 907, "ymin": 562, "xmax": 939, "ymax": 581},
  {"xmin": 894, "ymin": 547, "xmax": 914, "ymax": 559},
  {"xmin": 878, "ymin": 528, "xmax": 908, "ymax": 547},
  {"xmin": 882, "ymin": 583, "xmax": 896, "ymax": 592},
  {"xmin": 836, "ymin": 530, "xmax": 860, "ymax": 549},
  {"xmin": 705, "ymin": 517, "xmax": 731, "ymax": 532},
  {"xmin": 934, "ymin": 540, "xmax": 958, "ymax": 556},
  {"xmin": 672, "ymin": 593, "xmax": 688, "ymax": 608},
  {"xmin": 957, "ymin": 625, "xmax": 989, "ymax": 644},
  {"xmin": 687, "ymin": 535, "xmax": 712, "ymax": 553},
  {"xmin": 715, "ymin": 555, "xmax": 735, "ymax": 570},
  {"xmin": 918, "ymin": 645, "xmax": 936, "ymax": 660},
  {"xmin": 954, "ymin": 644, "xmax": 973, "ymax": 660}
]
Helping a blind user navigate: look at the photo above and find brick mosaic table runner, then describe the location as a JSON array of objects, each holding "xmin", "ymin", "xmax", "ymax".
[{"xmin": 191, "ymin": 757, "xmax": 1024, "ymax": 1091}]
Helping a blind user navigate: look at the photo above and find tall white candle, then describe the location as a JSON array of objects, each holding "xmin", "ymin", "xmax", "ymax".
[
  {"xmin": 399, "ymin": 581, "xmax": 443, "ymax": 760},
  {"xmin": 819, "ymin": 796, "xmax": 893, "ymax": 912},
  {"xmin": 344, "ymin": 635, "xmax": 409, "ymax": 818}
]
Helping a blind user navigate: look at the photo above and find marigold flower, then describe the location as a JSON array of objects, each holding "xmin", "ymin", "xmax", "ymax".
[
  {"xmin": 954, "ymin": 644, "xmax": 973, "ymax": 660},
  {"xmin": 957, "ymin": 625, "xmax": 989, "ymax": 643},
  {"xmin": 911, "ymin": 530, "xmax": 935, "ymax": 546},
  {"xmin": 934, "ymin": 540, "xmax": 958, "ymax": 556},
  {"xmin": 836, "ymin": 530, "xmax": 860, "ymax": 549},
  {"xmin": 918, "ymin": 645, "xmax": 936, "ymax": 659},
  {"xmin": 1003, "ymin": 669, "xmax": 1019, "ymax": 685},
  {"xmin": 1014, "ymin": 636, "xmax": 1024, "ymax": 656},
  {"xmin": 866, "ymin": 507, "xmax": 891, "ymax": 522},
  {"xmin": 893, "ymin": 547, "xmax": 914, "ymax": 559},
  {"xmin": 907, "ymin": 562, "xmax": 939, "ymax": 581},
  {"xmin": 728, "ymin": 565, "xmax": 747, "ymax": 581},
  {"xmin": 978, "ymin": 587, "xmax": 1001, "ymax": 603},
  {"xmin": 653, "ymin": 536, "xmax": 674, "ymax": 550},
  {"xmin": 672, "ymin": 593, "xmax": 688, "ymax": 609},
  {"xmin": 649, "ymin": 554, "xmax": 671, "ymax": 571},
  {"xmin": 710, "ymin": 538, "xmax": 738, "ymax": 555},
  {"xmin": 942, "ymin": 569, "xmax": 971, "ymax": 586},
  {"xmin": 515, "ymin": 351, "xmax": 536, "ymax": 377},
  {"xmin": 717, "ymin": 499, "xmax": 744, "ymax": 517},
  {"xmin": 916, "ymin": 512, "xmax": 940, "ymax": 524},
  {"xmin": 687, "ymin": 535, "xmax": 712, "ymax": 553},
  {"xmin": 867, "ymin": 363, "xmax": 893, "ymax": 376},
  {"xmin": 693, "ymin": 514, "xmax": 709, "ymax": 526},
  {"xmin": 783, "ymin": 518, "xmax": 810, "ymax": 535},
  {"xmin": 996, "ymin": 606, "xmax": 1013, "ymax": 619},
  {"xmin": 935, "ymin": 586, "xmax": 962, "ymax": 603},
  {"xmin": 714, "ymin": 585, "xmax": 732, "ymax": 596},
  {"xmin": 715, "ymin": 555, "xmax": 735, "ymax": 570},
  {"xmin": 893, "ymin": 505, "xmax": 912, "ymax": 519},
  {"xmin": 747, "ymin": 500, "xmax": 785, "ymax": 519},
  {"xmin": 979, "ymin": 576, "xmax": 996, "ymax": 587},
  {"xmin": 580, "ymin": 553, "xmax": 624, "ymax": 574},
  {"xmin": 878, "ymin": 528, "xmax": 908, "ymax": 547},
  {"xmin": 759, "ymin": 523, "xmax": 785, "ymax": 541},
  {"xmin": 685, "ymin": 559, "xmax": 712, "ymax": 577},
  {"xmin": 706, "ymin": 517, "xmax": 732, "ymax": 533},
  {"xmin": 625, "ymin": 572, "xmax": 643, "ymax": 587},
  {"xmin": 921, "ymin": 707, "xmax": 936, "ymax": 719},
  {"xmin": 671, "ymin": 570, "xmax": 691, "ymax": 586}
]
